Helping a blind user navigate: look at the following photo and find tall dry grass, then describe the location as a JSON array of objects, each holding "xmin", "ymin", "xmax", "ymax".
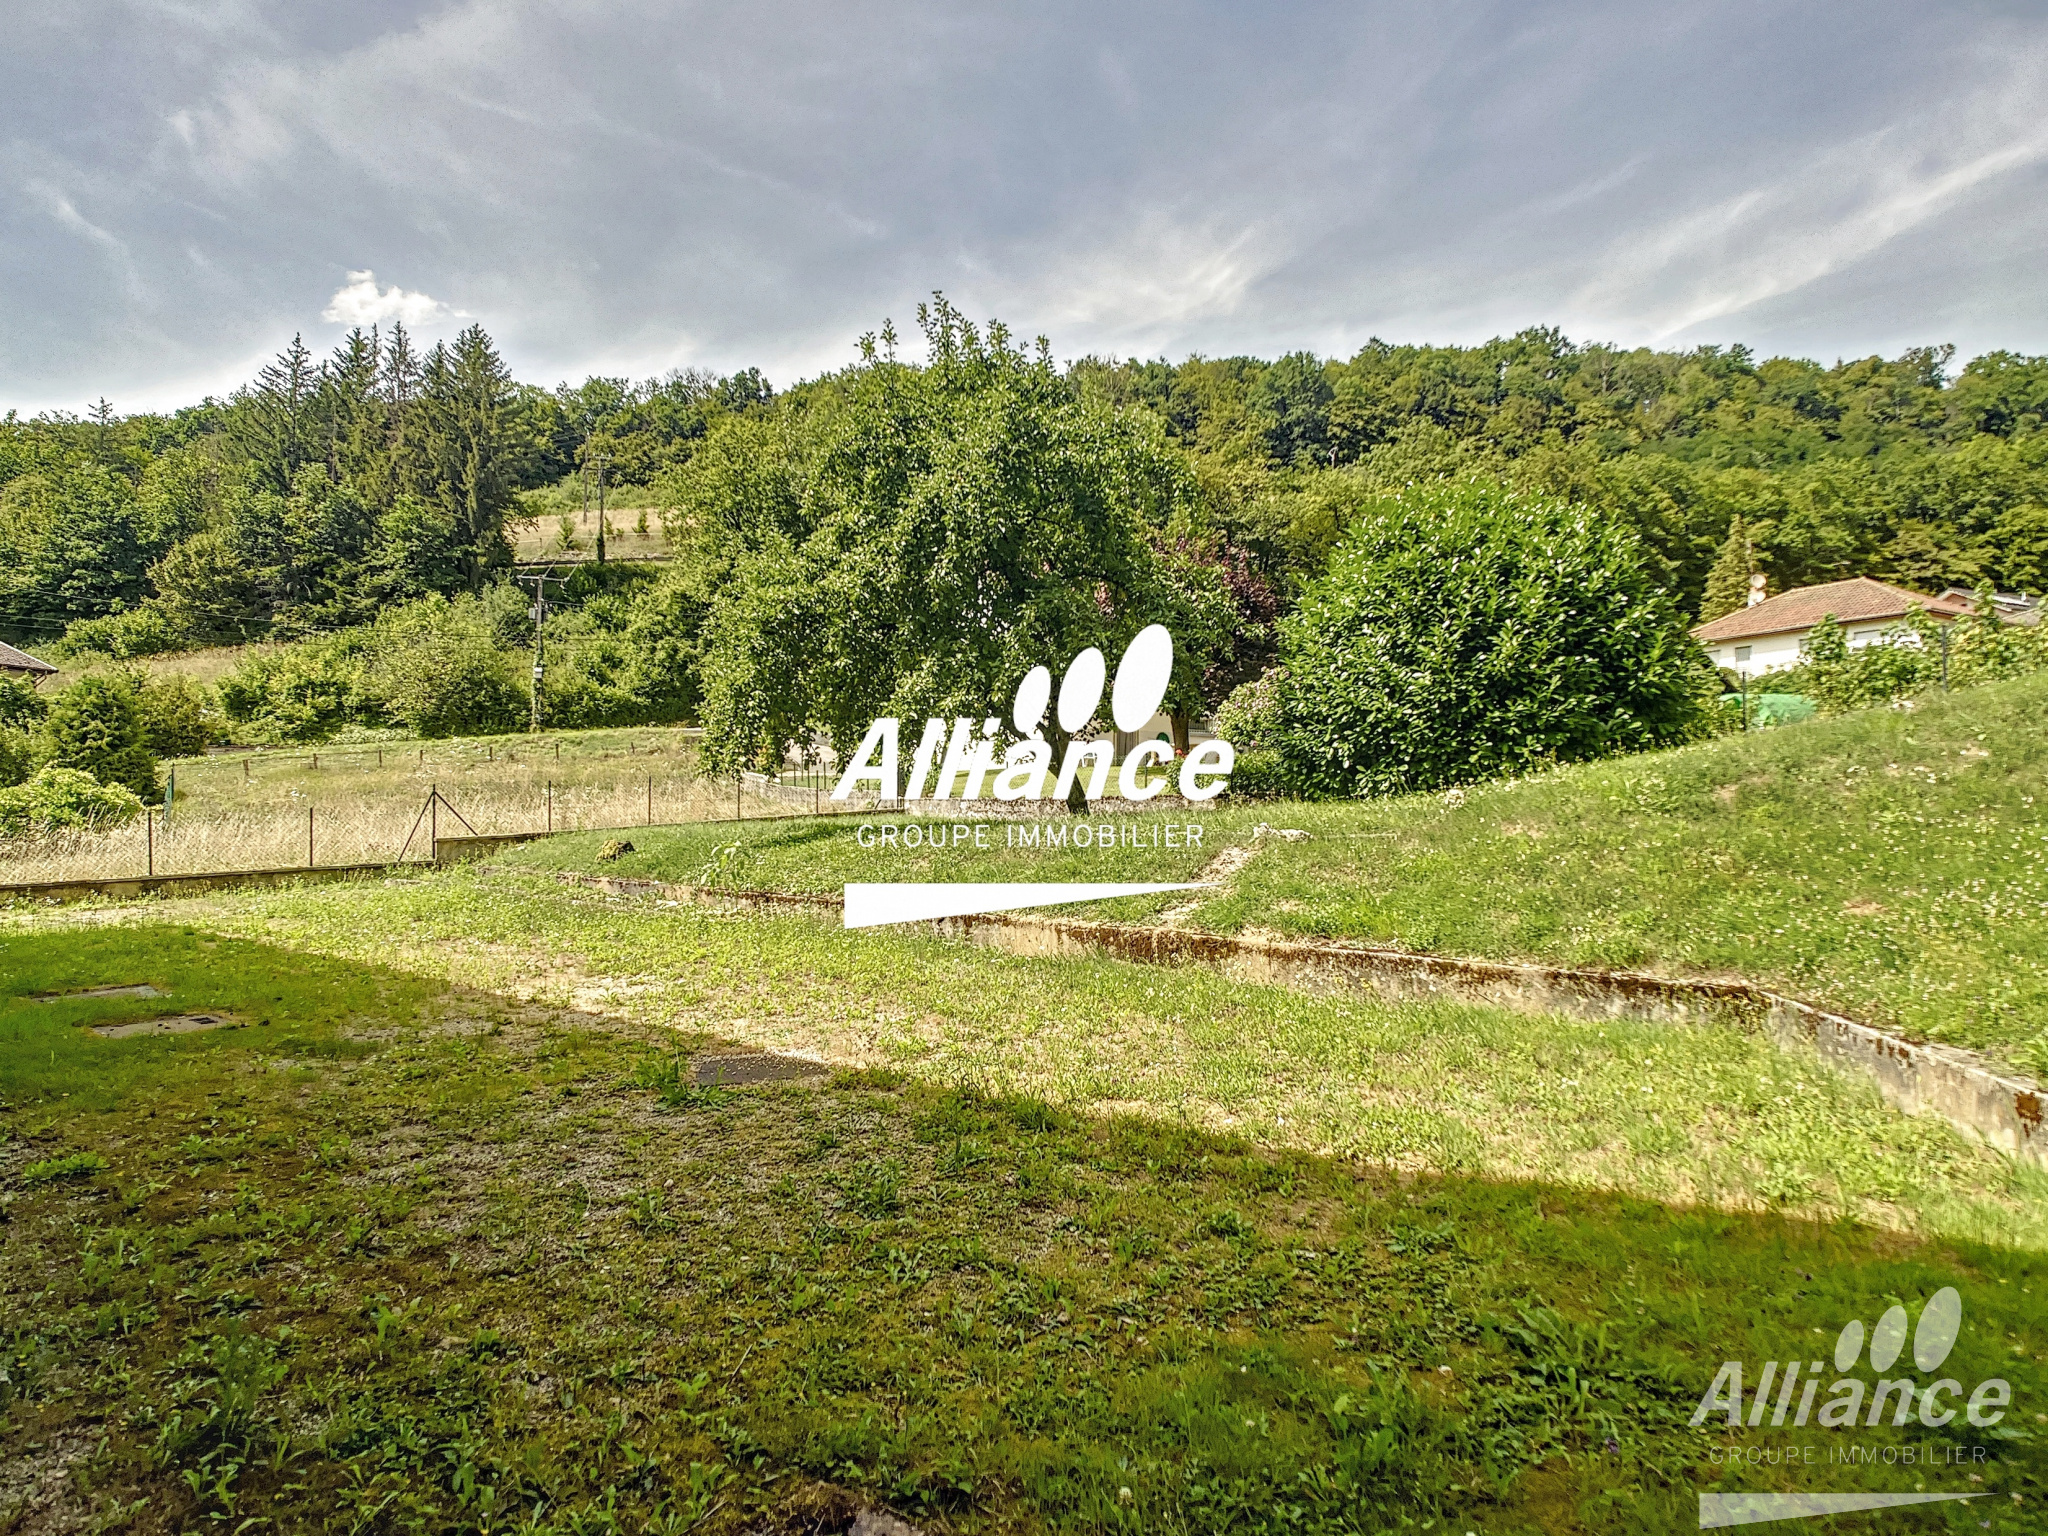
[{"xmin": 0, "ymin": 772, "xmax": 798, "ymax": 884}]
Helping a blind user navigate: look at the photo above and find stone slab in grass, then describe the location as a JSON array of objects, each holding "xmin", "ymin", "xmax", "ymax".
[{"xmin": 89, "ymin": 1012, "xmax": 239, "ymax": 1039}]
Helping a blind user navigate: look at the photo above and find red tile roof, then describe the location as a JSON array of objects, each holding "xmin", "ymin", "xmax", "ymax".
[{"xmin": 1691, "ymin": 577, "xmax": 1972, "ymax": 643}]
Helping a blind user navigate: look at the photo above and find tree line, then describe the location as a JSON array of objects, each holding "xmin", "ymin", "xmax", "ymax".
[{"xmin": 3, "ymin": 300, "xmax": 2046, "ymax": 794}]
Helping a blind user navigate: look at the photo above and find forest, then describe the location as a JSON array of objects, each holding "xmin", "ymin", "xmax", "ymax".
[{"xmin": 4, "ymin": 301, "xmax": 2047, "ymax": 776}]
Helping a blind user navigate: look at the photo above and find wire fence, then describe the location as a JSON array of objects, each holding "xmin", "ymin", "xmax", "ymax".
[{"xmin": 0, "ymin": 770, "xmax": 806, "ymax": 886}]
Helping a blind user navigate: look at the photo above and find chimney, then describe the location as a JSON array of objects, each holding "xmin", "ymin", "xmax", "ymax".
[{"xmin": 1746, "ymin": 572, "xmax": 1767, "ymax": 608}]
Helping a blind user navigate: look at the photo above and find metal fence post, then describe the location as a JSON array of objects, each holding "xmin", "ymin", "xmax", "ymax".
[
  {"xmin": 146, "ymin": 809, "xmax": 154, "ymax": 877},
  {"xmin": 308, "ymin": 807, "xmax": 314, "ymax": 868}
]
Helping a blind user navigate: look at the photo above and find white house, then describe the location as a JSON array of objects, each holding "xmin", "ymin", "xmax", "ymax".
[{"xmin": 1691, "ymin": 576, "xmax": 1974, "ymax": 678}]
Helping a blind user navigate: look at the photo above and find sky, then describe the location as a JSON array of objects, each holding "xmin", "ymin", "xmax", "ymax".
[{"xmin": 5, "ymin": 0, "xmax": 2048, "ymax": 414}]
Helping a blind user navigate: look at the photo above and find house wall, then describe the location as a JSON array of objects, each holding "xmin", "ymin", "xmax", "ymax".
[{"xmin": 1702, "ymin": 621, "xmax": 1924, "ymax": 678}]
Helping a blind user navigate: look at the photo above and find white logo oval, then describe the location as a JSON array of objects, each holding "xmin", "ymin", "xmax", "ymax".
[
  {"xmin": 1012, "ymin": 665, "xmax": 1051, "ymax": 735},
  {"xmin": 1111, "ymin": 624, "xmax": 1173, "ymax": 733},
  {"xmin": 1914, "ymin": 1287, "xmax": 1962, "ymax": 1372},
  {"xmin": 1056, "ymin": 647, "xmax": 1106, "ymax": 734},
  {"xmin": 1869, "ymin": 1305, "xmax": 1909, "ymax": 1372}
]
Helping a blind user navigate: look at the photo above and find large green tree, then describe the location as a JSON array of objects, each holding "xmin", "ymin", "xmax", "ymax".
[{"xmin": 681, "ymin": 298, "xmax": 1215, "ymax": 773}]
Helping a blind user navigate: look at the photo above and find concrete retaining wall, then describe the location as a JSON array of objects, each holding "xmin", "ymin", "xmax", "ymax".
[
  {"xmin": 1, "ymin": 832, "xmax": 544, "ymax": 901},
  {"xmin": 522, "ymin": 866, "xmax": 2045, "ymax": 1169},
  {"xmin": 0, "ymin": 861, "xmax": 411, "ymax": 905}
]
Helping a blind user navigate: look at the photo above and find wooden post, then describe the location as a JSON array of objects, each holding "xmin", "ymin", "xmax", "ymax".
[
  {"xmin": 308, "ymin": 807, "xmax": 314, "ymax": 868},
  {"xmin": 377, "ymin": 749, "xmax": 383, "ymax": 768},
  {"xmin": 243, "ymin": 759, "xmax": 250, "ymax": 781},
  {"xmin": 555, "ymin": 742, "xmax": 560, "ymax": 761},
  {"xmin": 546, "ymin": 780, "xmax": 553, "ymax": 833},
  {"xmin": 431, "ymin": 787, "xmax": 438, "ymax": 853},
  {"xmin": 312, "ymin": 752, "xmax": 318, "ymax": 770}
]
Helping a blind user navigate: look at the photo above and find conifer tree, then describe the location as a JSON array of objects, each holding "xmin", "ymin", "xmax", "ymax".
[
  {"xmin": 1699, "ymin": 516, "xmax": 1760, "ymax": 622},
  {"xmin": 419, "ymin": 325, "xmax": 521, "ymax": 591}
]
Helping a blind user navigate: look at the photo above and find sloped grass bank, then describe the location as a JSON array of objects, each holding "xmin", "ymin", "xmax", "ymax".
[
  {"xmin": 501, "ymin": 672, "xmax": 2048, "ymax": 1073},
  {"xmin": 3, "ymin": 926, "xmax": 2044, "ymax": 1535},
  {"xmin": 1201, "ymin": 671, "xmax": 2048, "ymax": 1075}
]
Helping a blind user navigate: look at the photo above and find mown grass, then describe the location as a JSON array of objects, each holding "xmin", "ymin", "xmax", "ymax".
[
  {"xmin": 511, "ymin": 810, "xmax": 1224, "ymax": 895},
  {"xmin": 3, "ymin": 924, "xmax": 2044, "ymax": 1534},
  {"xmin": 504, "ymin": 672, "xmax": 2048, "ymax": 1072},
  {"xmin": 33, "ymin": 870, "xmax": 2048, "ymax": 1249}
]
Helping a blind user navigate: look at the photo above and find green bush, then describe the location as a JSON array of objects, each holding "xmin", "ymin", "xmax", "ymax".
[
  {"xmin": 57, "ymin": 602, "xmax": 191, "ymax": 659},
  {"xmin": 1213, "ymin": 670, "xmax": 1302, "ymax": 797},
  {"xmin": 1211, "ymin": 667, "xmax": 1285, "ymax": 753},
  {"xmin": 1779, "ymin": 605, "xmax": 2048, "ymax": 716},
  {"xmin": 0, "ymin": 766, "xmax": 145, "ymax": 837},
  {"xmin": 135, "ymin": 673, "xmax": 218, "ymax": 757},
  {"xmin": 367, "ymin": 593, "xmax": 527, "ymax": 737},
  {"xmin": 616, "ymin": 569, "xmax": 709, "ymax": 723},
  {"xmin": 0, "ymin": 729, "xmax": 35, "ymax": 788},
  {"xmin": 40, "ymin": 673, "xmax": 158, "ymax": 798},
  {"xmin": 0, "ymin": 677, "xmax": 46, "ymax": 732},
  {"xmin": 219, "ymin": 636, "xmax": 369, "ymax": 743},
  {"xmin": 1267, "ymin": 479, "xmax": 1711, "ymax": 796}
]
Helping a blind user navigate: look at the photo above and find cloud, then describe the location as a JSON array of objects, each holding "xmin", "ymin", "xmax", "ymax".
[
  {"xmin": 1565, "ymin": 51, "xmax": 2048, "ymax": 344},
  {"xmin": 320, "ymin": 269, "xmax": 461, "ymax": 328},
  {"xmin": 3, "ymin": 1, "xmax": 2047, "ymax": 411}
]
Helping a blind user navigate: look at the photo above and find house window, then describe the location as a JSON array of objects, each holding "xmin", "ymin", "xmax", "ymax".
[{"xmin": 1735, "ymin": 645, "xmax": 1751, "ymax": 663}]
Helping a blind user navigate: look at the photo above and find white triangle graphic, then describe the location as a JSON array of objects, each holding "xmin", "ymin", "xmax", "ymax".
[
  {"xmin": 1700, "ymin": 1491, "xmax": 1989, "ymax": 1528},
  {"xmin": 843, "ymin": 881, "xmax": 1206, "ymax": 929}
]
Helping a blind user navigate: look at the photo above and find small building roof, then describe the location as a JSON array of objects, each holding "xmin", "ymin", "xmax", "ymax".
[
  {"xmin": 1690, "ymin": 577, "xmax": 1972, "ymax": 644},
  {"xmin": 0, "ymin": 639, "xmax": 58, "ymax": 677}
]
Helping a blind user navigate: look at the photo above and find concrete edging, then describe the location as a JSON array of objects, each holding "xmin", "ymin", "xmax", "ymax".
[{"xmin": 516, "ymin": 866, "xmax": 2046, "ymax": 1169}]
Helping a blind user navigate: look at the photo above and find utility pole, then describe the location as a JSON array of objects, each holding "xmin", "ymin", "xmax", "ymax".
[
  {"xmin": 515, "ymin": 565, "xmax": 568, "ymax": 733},
  {"xmin": 586, "ymin": 452, "xmax": 613, "ymax": 566}
]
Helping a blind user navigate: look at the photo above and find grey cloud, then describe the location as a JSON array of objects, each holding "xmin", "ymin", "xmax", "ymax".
[{"xmin": 3, "ymin": 0, "xmax": 2046, "ymax": 412}]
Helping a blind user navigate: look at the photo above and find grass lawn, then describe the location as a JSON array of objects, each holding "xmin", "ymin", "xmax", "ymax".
[
  {"xmin": 502, "ymin": 671, "xmax": 2048, "ymax": 1074},
  {"xmin": 3, "ymin": 917, "xmax": 2045, "ymax": 1534}
]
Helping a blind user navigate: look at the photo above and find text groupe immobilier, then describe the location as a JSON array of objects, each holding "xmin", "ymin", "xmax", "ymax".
[{"xmin": 854, "ymin": 822, "xmax": 1205, "ymax": 851}]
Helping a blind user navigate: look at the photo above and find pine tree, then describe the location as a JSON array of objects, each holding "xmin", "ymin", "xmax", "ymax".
[
  {"xmin": 419, "ymin": 325, "xmax": 522, "ymax": 592},
  {"xmin": 320, "ymin": 328, "xmax": 385, "ymax": 492},
  {"xmin": 228, "ymin": 335, "xmax": 323, "ymax": 494},
  {"xmin": 1699, "ymin": 517, "xmax": 1760, "ymax": 622}
]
